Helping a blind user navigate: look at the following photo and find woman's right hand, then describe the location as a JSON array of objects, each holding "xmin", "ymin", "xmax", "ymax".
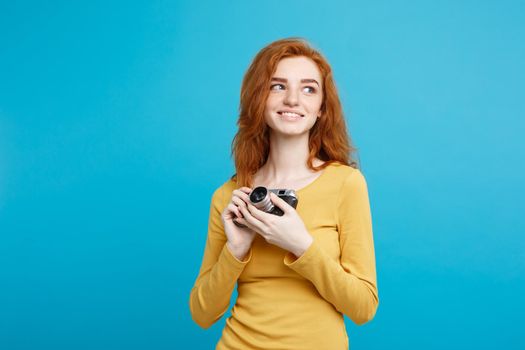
[{"xmin": 221, "ymin": 187, "xmax": 256, "ymax": 261}]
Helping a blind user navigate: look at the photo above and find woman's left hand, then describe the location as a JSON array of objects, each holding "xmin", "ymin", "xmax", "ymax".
[{"xmin": 236, "ymin": 192, "xmax": 313, "ymax": 257}]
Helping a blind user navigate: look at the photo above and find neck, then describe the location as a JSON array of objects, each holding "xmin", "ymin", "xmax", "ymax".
[{"xmin": 261, "ymin": 132, "xmax": 314, "ymax": 182}]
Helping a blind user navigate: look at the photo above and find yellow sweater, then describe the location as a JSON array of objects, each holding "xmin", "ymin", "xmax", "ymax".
[{"xmin": 190, "ymin": 162, "xmax": 379, "ymax": 350}]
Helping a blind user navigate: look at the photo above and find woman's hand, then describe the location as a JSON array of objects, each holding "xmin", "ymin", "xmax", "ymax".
[
  {"xmin": 237, "ymin": 192, "xmax": 313, "ymax": 258},
  {"xmin": 221, "ymin": 187, "xmax": 256, "ymax": 261}
]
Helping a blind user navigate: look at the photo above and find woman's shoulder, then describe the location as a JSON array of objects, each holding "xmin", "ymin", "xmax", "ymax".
[
  {"xmin": 321, "ymin": 162, "xmax": 368, "ymax": 196},
  {"xmin": 326, "ymin": 161, "xmax": 364, "ymax": 180},
  {"xmin": 210, "ymin": 176, "xmax": 238, "ymax": 204}
]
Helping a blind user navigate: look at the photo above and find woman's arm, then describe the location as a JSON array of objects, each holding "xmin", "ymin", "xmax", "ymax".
[
  {"xmin": 284, "ymin": 169, "xmax": 379, "ymax": 325},
  {"xmin": 189, "ymin": 186, "xmax": 252, "ymax": 329}
]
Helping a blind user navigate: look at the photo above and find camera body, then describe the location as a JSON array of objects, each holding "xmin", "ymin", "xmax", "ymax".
[
  {"xmin": 249, "ymin": 187, "xmax": 298, "ymax": 216},
  {"xmin": 232, "ymin": 187, "xmax": 299, "ymax": 228}
]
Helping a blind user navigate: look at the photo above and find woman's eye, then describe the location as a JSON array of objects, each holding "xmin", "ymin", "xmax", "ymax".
[
  {"xmin": 303, "ymin": 86, "xmax": 317, "ymax": 93},
  {"xmin": 270, "ymin": 83, "xmax": 285, "ymax": 90}
]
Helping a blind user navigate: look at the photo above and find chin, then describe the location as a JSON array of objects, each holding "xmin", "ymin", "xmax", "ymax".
[{"xmin": 271, "ymin": 128, "xmax": 310, "ymax": 137}]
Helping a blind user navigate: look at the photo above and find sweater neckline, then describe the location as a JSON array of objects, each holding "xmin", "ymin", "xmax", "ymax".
[{"xmin": 295, "ymin": 162, "xmax": 335, "ymax": 194}]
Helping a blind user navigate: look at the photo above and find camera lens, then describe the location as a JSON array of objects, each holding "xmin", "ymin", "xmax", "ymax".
[
  {"xmin": 249, "ymin": 186, "xmax": 274, "ymax": 213},
  {"xmin": 250, "ymin": 187, "xmax": 268, "ymax": 203}
]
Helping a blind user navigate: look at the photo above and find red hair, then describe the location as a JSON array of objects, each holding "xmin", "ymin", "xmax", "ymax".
[{"xmin": 231, "ymin": 37, "xmax": 358, "ymax": 187}]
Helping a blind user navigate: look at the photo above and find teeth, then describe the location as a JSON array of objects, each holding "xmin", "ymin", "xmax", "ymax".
[{"xmin": 281, "ymin": 112, "xmax": 302, "ymax": 117}]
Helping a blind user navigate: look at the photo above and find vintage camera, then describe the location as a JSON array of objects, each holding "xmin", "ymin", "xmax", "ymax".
[
  {"xmin": 233, "ymin": 187, "xmax": 299, "ymax": 228},
  {"xmin": 249, "ymin": 187, "xmax": 298, "ymax": 216}
]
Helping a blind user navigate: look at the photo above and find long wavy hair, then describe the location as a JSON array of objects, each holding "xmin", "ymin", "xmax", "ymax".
[{"xmin": 231, "ymin": 37, "xmax": 358, "ymax": 187}]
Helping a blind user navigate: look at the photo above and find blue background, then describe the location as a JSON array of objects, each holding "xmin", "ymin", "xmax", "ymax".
[{"xmin": 1, "ymin": 1, "xmax": 524, "ymax": 349}]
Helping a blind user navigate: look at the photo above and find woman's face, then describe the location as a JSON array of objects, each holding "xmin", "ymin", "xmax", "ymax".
[{"xmin": 264, "ymin": 56, "xmax": 323, "ymax": 137}]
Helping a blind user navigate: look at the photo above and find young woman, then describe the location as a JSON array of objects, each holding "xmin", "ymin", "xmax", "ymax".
[{"xmin": 190, "ymin": 38, "xmax": 379, "ymax": 350}]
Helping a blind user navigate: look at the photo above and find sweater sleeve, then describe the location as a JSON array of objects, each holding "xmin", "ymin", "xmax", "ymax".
[
  {"xmin": 284, "ymin": 169, "xmax": 379, "ymax": 325},
  {"xmin": 189, "ymin": 185, "xmax": 252, "ymax": 329}
]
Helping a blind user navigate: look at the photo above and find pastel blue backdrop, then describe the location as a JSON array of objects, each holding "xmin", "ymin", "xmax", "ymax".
[{"xmin": 1, "ymin": 1, "xmax": 523, "ymax": 349}]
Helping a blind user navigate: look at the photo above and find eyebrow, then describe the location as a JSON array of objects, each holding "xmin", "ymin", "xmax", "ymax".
[{"xmin": 271, "ymin": 77, "xmax": 320, "ymax": 87}]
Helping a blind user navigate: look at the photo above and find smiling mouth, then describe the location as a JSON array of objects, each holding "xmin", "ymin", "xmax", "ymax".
[{"xmin": 277, "ymin": 111, "xmax": 304, "ymax": 117}]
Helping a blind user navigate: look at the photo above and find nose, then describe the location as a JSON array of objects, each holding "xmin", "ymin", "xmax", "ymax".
[{"xmin": 283, "ymin": 87, "xmax": 299, "ymax": 106}]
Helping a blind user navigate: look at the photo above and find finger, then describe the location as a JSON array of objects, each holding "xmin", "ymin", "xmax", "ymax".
[
  {"xmin": 227, "ymin": 203, "xmax": 243, "ymax": 218},
  {"xmin": 232, "ymin": 196, "xmax": 249, "ymax": 210},
  {"xmin": 234, "ymin": 187, "xmax": 251, "ymax": 193},
  {"xmin": 269, "ymin": 192, "xmax": 293, "ymax": 214},
  {"xmin": 233, "ymin": 217, "xmax": 250, "ymax": 227},
  {"xmin": 246, "ymin": 202, "xmax": 273, "ymax": 222},
  {"xmin": 239, "ymin": 187, "xmax": 252, "ymax": 194},
  {"xmin": 233, "ymin": 189, "xmax": 251, "ymax": 203},
  {"xmin": 233, "ymin": 196, "xmax": 255, "ymax": 219},
  {"xmin": 238, "ymin": 201, "xmax": 266, "ymax": 232},
  {"xmin": 233, "ymin": 217, "xmax": 250, "ymax": 229}
]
